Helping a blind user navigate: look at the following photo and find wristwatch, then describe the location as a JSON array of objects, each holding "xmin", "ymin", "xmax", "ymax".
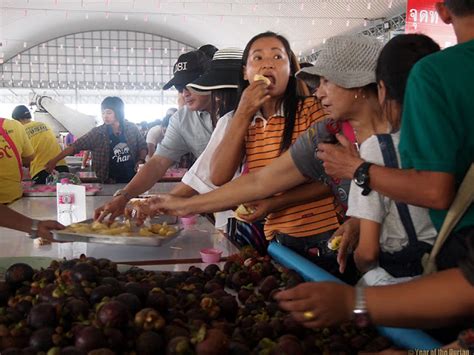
[
  {"xmin": 353, "ymin": 162, "xmax": 373, "ymax": 196},
  {"xmin": 353, "ymin": 286, "xmax": 371, "ymax": 328},
  {"xmin": 113, "ymin": 189, "xmax": 133, "ymax": 201},
  {"xmin": 28, "ymin": 219, "xmax": 41, "ymax": 239}
]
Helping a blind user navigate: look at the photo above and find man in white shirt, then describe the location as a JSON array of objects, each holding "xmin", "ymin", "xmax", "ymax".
[{"xmin": 146, "ymin": 108, "xmax": 176, "ymax": 159}]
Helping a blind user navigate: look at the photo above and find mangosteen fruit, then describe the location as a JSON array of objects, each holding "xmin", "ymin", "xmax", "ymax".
[
  {"xmin": 28, "ymin": 327, "xmax": 54, "ymax": 351},
  {"xmin": 72, "ymin": 262, "xmax": 98, "ymax": 284},
  {"xmin": 116, "ymin": 292, "xmax": 142, "ymax": 315},
  {"xmin": 166, "ymin": 336, "xmax": 192, "ymax": 355},
  {"xmin": 97, "ymin": 300, "xmax": 129, "ymax": 328},
  {"xmin": 134, "ymin": 308, "xmax": 165, "ymax": 331},
  {"xmin": 136, "ymin": 330, "xmax": 164, "ymax": 355},
  {"xmin": 203, "ymin": 264, "xmax": 220, "ymax": 278},
  {"xmin": 89, "ymin": 284, "xmax": 116, "ymax": 304},
  {"xmin": 5, "ymin": 263, "xmax": 34, "ymax": 286},
  {"xmin": 74, "ymin": 326, "xmax": 106, "ymax": 352},
  {"xmin": 27, "ymin": 303, "xmax": 57, "ymax": 329},
  {"xmin": 196, "ymin": 328, "xmax": 229, "ymax": 355}
]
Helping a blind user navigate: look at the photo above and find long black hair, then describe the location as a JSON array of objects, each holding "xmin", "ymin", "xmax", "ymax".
[
  {"xmin": 101, "ymin": 96, "xmax": 125, "ymax": 130},
  {"xmin": 237, "ymin": 31, "xmax": 309, "ymax": 153},
  {"xmin": 210, "ymin": 89, "xmax": 238, "ymax": 127},
  {"xmin": 376, "ymin": 34, "xmax": 440, "ymax": 127}
]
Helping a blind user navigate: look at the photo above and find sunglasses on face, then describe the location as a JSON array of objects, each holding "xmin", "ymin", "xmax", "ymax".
[{"xmin": 174, "ymin": 85, "xmax": 186, "ymax": 93}]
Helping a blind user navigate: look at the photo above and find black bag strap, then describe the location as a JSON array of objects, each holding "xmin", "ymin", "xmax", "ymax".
[{"xmin": 376, "ymin": 134, "xmax": 418, "ymax": 247}]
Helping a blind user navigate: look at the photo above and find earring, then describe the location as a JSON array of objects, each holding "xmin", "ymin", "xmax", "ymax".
[{"xmin": 354, "ymin": 93, "xmax": 358, "ymax": 99}]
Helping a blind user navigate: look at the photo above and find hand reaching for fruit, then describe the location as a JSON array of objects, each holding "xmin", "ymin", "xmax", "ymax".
[{"xmin": 234, "ymin": 199, "xmax": 273, "ymax": 223}]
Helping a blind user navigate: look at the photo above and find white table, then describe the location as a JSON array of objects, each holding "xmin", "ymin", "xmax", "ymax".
[{"xmin": 1, "ymin": 184, "xmax": 238, "ymax": 269}]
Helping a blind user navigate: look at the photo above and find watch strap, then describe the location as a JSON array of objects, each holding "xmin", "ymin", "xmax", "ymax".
[
  {"xmin": 354, "ymin": 162, "xmax": 373, "ymax": 196},
  {"xmin": 114, "ymin": 189, "xmax": 133, "ymax": 201},
  {"xmin": 353, "ymin": 286, "xmax": 371, "ymax": 328}
]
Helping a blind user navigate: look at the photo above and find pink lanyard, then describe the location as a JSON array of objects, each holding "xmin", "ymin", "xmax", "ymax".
[
  {"xmin": 0, "ymin": 118, "xmax": 24, "ymax": 179},
  {"xmin": 342, "ymin": 121, "xmax": 357, "ymax": 147}
]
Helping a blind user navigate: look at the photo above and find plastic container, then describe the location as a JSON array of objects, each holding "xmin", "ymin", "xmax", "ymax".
[
  {"xmin": 200, "ymin": 248, "xmax": 222, "ymax": 263},
  {"xmin": 180, "ymin": 215, "xmax": 198, "ymax": 226}
]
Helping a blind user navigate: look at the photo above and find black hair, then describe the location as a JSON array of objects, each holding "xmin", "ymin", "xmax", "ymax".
[
  {"xmin": 376, "ymin": 34, "xmax": 440, "ymax": 105},
  {"xmin": 101, "ymin": 96, "xmax": 125, "ymax": 129},
  {"xmin": 376, "ymin": 34, "xmax": 440, "ymax": 128},
  {"xmin": 238, "ymin": 31, "xmax": 308, "ymax": 153},
  {"xmin": 210, "ymin": 89, "xmax": 239, "ymax": 127},
  {"xmin": 444, "ymin": 0, "xmax": 474, "ymax": 16}
]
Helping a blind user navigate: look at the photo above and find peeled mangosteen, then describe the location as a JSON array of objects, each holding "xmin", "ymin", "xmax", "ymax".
[
  {"xmin": 28, "ymin": 327, "xmax": 54, "ymax": 351},
  {"xmin": 74, "ymin": 326, "xmax": 105, "ymax": 352},
  {"xmin": 5, "ymin": 263, "xmax": 34, "ymax": 286},
  {"xmin": 136, "ymin": 330, "xmax": 164, "ymax": 355},
  {"xmin": 27, "ymin": 303, "xmax": 57, "ymax": 329},
  {"xmin": 97, "ymin": 300, "xmax": 129, "ymax": 328}
]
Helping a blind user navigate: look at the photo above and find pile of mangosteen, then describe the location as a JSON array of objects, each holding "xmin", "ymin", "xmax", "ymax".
[{"xmin": 0, "ymin": 248, "xmax": 391, "ymax": 354}]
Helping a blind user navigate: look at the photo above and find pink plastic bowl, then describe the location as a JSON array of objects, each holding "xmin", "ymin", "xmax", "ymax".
[
  {"xmin": 180, "ymin": 215, "xmax": 198, "ymax": 226},
  {"xmin": 200, "ymin": 248, "xmax": 222, "ymax": 263}
]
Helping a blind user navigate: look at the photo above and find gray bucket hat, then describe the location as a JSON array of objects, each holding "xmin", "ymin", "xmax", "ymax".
[{"xmin": 296, "ymin": 35, "xmax": 383, "ymax": 89}]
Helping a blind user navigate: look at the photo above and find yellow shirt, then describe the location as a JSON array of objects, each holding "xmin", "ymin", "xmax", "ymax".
[
  {"xmin": 23, "ymin": 121, "xmax": 66, "ymax": 178},
  {"xmin": 0, "ymin": 119, "xmax": 34, "ymax": 204}
]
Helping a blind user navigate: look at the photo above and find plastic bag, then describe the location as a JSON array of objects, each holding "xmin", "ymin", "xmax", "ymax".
[{"xmin": 46, "ymin": 171, "xmax": 82, "ymax": 185}]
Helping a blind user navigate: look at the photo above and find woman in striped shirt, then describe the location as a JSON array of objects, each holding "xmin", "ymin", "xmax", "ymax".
[{"xmin": 153, "ymin": 32, "xmax": 355, "ymax": 282}]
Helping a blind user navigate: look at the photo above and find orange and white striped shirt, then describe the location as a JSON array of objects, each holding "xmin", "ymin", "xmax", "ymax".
[{"xmin": 245, "ymin": 97, "xmax": 340, "ymax": 239}]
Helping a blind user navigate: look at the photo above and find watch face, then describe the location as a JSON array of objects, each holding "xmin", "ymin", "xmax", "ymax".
[{"xmin": 354, "ymin": 172, "xmax": 367, "ymax": 186}]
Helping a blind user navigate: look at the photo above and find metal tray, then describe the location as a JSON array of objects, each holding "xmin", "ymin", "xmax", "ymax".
[{"xmin": 52, "ymin": 218, "xmax": 180, "ymax": 246}]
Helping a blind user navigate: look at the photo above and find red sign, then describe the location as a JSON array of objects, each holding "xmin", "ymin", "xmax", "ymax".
[{"xmin": 405, "ymin": 0, "xmax": 457, "ymax": 48}]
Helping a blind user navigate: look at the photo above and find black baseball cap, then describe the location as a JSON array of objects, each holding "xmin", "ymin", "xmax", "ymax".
[
  {"xmin": 163, "ymin": 50, "xmax": 211, "ymax": 90},
  {"xmin": 12, "ymin": 105, "xmax": 32, "ymax": 120}
]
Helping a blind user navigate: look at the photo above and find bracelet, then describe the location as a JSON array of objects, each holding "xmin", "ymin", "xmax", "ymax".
[{"xmin": 29, "ymin": 219, "xmax": 41, "ymax": 239}]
